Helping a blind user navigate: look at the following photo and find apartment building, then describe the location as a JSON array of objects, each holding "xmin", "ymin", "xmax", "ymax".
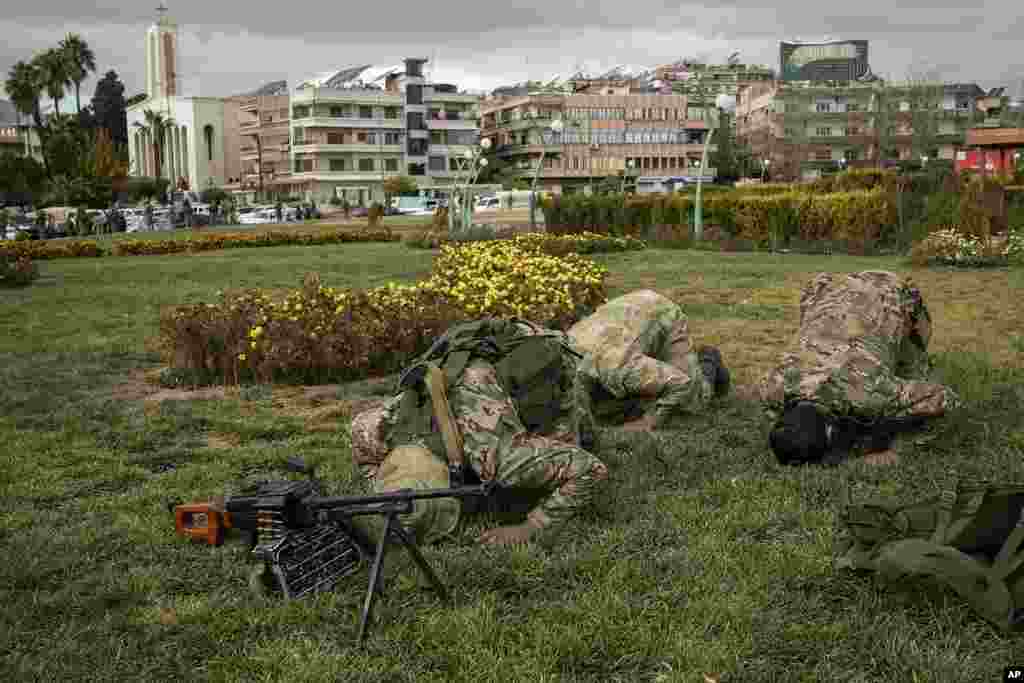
[
  {"xmin": 480, "ymin": 89, "xmax": 713, "ymax": 194},
  {"xmin": 288, "ymin": 59, "xmax": 481, "ymax": 206},
  {"xmin": 0, "ymin": 99, "xmax": 43, "ymax": 161},
  {"xmin": 655, "ymin": 60, "xmax": 775, "ymax": 117},
  {"xmin": 228, "ymin": 80, "xmax": 299, "ymax": 202},
  {"xmin": 736, "ymin": 79, "xmax": 989, "ymax": 180}
]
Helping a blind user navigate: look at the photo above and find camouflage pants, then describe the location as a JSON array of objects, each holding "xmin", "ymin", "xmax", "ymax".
[{"xmin": 350, "ymin": 359, "xmax": 608, "ymax": 534}]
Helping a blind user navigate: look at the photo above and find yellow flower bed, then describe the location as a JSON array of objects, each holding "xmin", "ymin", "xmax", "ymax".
[{"xmin": 157, "ymin": 241, "xmax": 609, "ymax": 384}]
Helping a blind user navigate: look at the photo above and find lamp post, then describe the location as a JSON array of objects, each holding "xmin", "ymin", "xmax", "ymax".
[
  {"xmin": 694, "ymin": 93, "xmax": 736, "ymax": 241},
  {"xmin": 530, "ymin": 117, "xmax": 565, "ymax": 231},
  {"xmin": 920, "ymin": 154, "xmax": 929, "ymax": 169},
  {"xmin": 838, "ymin": 157, "xmax": 847, "ymax": 174},
  {"xmin": 620, "ymin": 159, "xmax": 635, "ymax": 193},
  {"xmin": 761, "ymin": 158, "xmax": 771, "ymax": 183},
  {"xmin": 448, "ymin": 138, "xmax": 492, "ymax": 233}
]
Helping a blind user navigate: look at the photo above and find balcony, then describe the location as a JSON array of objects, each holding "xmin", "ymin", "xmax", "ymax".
[
  {"xmin": 292, "ymin": 143, "xmax": 402, "ymax": 154},
  {"xmin": 290, "ymin": 169, "xmax": 389, "ymax": 181},
  {"xmin": 427, "ymin": 118, "xmax": 479, "ymax": 130},
  {"xmin": 293, "ymin": 117, "xmax": 403, "ymax": 130},
  {"xmin": 495, "ymin": 143, "xmax": 563, "ymax": 156}
]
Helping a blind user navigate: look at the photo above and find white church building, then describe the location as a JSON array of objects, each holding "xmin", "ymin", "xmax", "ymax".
[{"xmin": 127, "ymin": 5, "xmax": 238, "ymax": 192}]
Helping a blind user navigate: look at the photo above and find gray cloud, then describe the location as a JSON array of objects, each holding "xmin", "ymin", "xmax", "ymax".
[{"xmin": 1, "ymin": 1, "xmax": 1022, "ymax": 106}]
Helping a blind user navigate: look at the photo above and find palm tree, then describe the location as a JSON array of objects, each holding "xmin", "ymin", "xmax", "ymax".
[
  {"xmin": 5, "ymin": 60, "xmax": 52, "ymax": 178},
  {"xmin": 133, "ymin": 109, "xmax": 174, "ymax": 181},
  {"xmin": 60, "ymin": 34, "xmax": 97, "ymax": 115},
  {"xmin": 34, "ymin": 48, "xmax": 70, "ymax": 116}
]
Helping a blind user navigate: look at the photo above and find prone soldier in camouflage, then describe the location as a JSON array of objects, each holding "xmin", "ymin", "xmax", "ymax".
[
  {"xmin": 759, "ymin": 270, "xmax": 961, "ymax": 465},
  {"xmin": 350, "ymin": 320, "xmax": 607, "ymax": 547},
  {"xmin": 567, "ymin": 289, "xmax": 729, "ymax": 432}
]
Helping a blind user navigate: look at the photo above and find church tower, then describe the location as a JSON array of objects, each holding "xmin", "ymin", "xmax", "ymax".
[{"xmin": 145, "ymin": 3, "xmax": 178, "ymax": 99}]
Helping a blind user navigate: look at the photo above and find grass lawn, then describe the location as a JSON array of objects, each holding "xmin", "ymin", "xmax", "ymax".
[{"xmin": 2, "ymin": 242, "xmax": 1023, "ymax": 682}]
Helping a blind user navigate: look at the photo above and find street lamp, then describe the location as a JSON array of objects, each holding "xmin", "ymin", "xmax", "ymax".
[
  {"xmin": 920, "ymin": 155, "xmax": 929, "ymax": 169},
  {"xmin": 529, "ymin": 117, "xmax": 565, "ymax": 230},
  {"xmin": 761, "ymin": 158, "xmax": 771, "ymax": 182},
  {"xmin": 449, "ymin": 137, "xmax": 492, "ymax": 233},
  {"xmin": 620, "ymin": 159, "xmax": 635, "ymax": 193},
  {"xmin": 694, "ymin": 93, "xmax": 736, "ymax": 240},
  {"xmin": 838, "ymin": 157, "xmax": 847, "ymax": 173}
]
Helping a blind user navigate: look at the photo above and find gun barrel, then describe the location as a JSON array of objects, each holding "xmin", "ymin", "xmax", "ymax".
[{"xmin": 308, "ymin": 483, "xmax": 492, "ymax": 511}]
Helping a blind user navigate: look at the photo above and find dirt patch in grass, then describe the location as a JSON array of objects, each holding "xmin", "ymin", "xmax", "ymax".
[{"xmin": 205, "ymin": 432, "xmax": 242, "ymax": 449}]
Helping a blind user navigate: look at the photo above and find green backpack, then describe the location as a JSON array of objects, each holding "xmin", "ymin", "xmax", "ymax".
[
  {"xmin": 395, "ymin": 318, "xmax": 581, "ymax": 437},
  {"xmin": 836, "ymin": 475, "xmax": 1024, "ymax": 631}
]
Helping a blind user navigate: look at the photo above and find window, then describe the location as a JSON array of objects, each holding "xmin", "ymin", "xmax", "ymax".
[
  {"xmin": 327, "ymin": 132, "xmax": 345, "ymax": 145},
  {"xmin": 358, "ymin": 158, "xmax": 374, "ymax": 171},
  {"xmin": 813, "ymin": 150, "xmax": 832, "ymax": 161},
  {"xmin": 384, "ymin": 158, "xmax": 399, "ymax": 171},
  {"xmin": 428, "ymin": 156, "xmax": 446, "ymax": 171},
  {"xmin": 449, "ymin": 158, "xmax": 461, "ymax": 171},
  {"xmin": 359, "ymin": 106, "xmax": 374, "ymax": 119},
  {"xmin": 329, "ymin": 106, "xmax": 347, "ymax": 118},
  {"xmin": 408, "ymin": 138, "xmax": 427, "ymax": 156},
  {"xmin": 429, "ymin": 108, "xmax": 441, "ymax": 120},
  {"xmin": 384, "ymin": 132, "xmax": 402, "ymax": 145},
  {"xmin": 406, "ymin": 84, "xmax": 423, "ymax": 105},
  {"xmin": 843, "ymin": 127, "xmax": 859, "ymax": 137},
  {"xmin": 203, "ymin": 124, "xmax": 215, "ymax": 161},
  {"xmin": 293, "ymin": 105, "xmax": 310, "ymax": 118},
  {"xmin": 430, "ymin": 131, "xmax": 444, "ymax": 145},
  {"xmin": 407, "ymin": 112, "xmax": 425, "ymax": 130},
  {"xmin": 357, "ymin": 132, "xmax": 375, "ymax": 144},
  {"xmin": 295, "ymin": 159, "xmax": 313, "ymax": 172},
  {"xmin": 293, "ymin": 127, "xmax": 305, "ymax": 143},
  {"xmin": 329, "ymin": 159, "xmax": 347, "ymax": 171},
  {"xmin": 847, "ymin": 103, "xmax": 861, "ymax": 112},
  {"xmin": 408, "ymin": 162, "xmax": 426, "ymax": 176},
  {"xmin": 384, "ymin": 107, "xmax": 400, "ymax": 119},
  {"xmin": 844, "ymin": 149, "xmax": 859, "ymax": 162},
  {"xmin": 816, "ymin": 103, "xmax": 831, "ymax": 112},
  {"xmin": 815, "ymin": 127, "xmax": 832, "ymax": 136}
]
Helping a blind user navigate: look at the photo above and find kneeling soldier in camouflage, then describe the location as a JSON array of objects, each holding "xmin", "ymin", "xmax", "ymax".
[
  {"xmin": 567, "ymin": 289, "xmax": 730, "ymax": 433},
  {"xmin": 350, "ymin": 318, "xmax": 608, "ymax": 547},
  {"xmin": 759, "ymin": 270, "xmax": 961, "ymax": 466}
]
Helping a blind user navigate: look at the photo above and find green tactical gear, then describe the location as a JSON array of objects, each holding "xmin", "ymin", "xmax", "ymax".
[
  {"xmin": 390, "ymin": 318, "xmax": 581, "ymax": 454},
  {"xmin": 836, "ymin": 476, "xmax": 1024, "ymax": 631}
]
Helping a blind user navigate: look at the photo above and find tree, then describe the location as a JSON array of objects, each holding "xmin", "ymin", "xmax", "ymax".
[
  {"xmin": 0, "ymin": 154, "xmax": 47, "ymax": 205},
  {"xmin": 382, "ymin": 175, "xmax": 419, "ymax": 207},
  {"xmin": 90, "ymin": 72, "xmax": 129, "ymax": 148},
  {"xmin": 709, "ymin": 110, "xmax": 741, "ymax": 182},
  {"xmin": 60, "ymin": 34, "xmax": 97, "ymax": 116},
  {"xmin": 34, "ymin": 48, "xmax": 70, "ymax": 116},
  {"xmin": 904, "ymin": 71, "xmax": 944, "ymax": 163},
  {"xmin": 5, "ymin": 60, "xmax": 52, "ymax": 178},
  {"xmin": 133, "ymin": 109, "xmax": 174, "ymax": 181}
]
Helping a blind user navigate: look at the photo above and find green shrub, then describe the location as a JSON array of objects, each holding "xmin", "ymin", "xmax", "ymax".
[{"xmin": 0, "ymin": 254, "xmax": 39, "ymax": 287}]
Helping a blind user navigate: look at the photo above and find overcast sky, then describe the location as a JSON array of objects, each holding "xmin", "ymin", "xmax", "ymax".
[{"xmin": 2, "ymin": 1, "xmax": 1022, "ymax": 107}]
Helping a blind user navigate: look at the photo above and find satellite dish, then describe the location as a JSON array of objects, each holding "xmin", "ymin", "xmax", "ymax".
[{"xmin": 715, "ymin": 93, "xmax": 737, "ymax": 112}]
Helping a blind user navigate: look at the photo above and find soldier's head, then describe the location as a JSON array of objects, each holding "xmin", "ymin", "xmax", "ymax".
[{"xmin": 769, "ymin": 401, "xmax": 833, "ymax": 465}]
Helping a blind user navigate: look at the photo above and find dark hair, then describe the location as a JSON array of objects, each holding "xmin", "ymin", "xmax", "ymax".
[{"xmin": 769, "ymin": 402, "xmax": 831, "ymax": 465}]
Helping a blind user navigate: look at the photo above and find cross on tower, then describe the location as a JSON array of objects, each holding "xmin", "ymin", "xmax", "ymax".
[{"xmin": 156, "ymin": 2, "xmax": 169, "ymax": 24}]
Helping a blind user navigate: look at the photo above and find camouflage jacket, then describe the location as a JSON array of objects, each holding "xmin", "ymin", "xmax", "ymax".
[
  {"xmin": 759, "ymin": 271, "xmax": 960, "ymax": 422},
  {"xmin": 568, "ymin": 289, "xmax": 713, "ymax": 425}
]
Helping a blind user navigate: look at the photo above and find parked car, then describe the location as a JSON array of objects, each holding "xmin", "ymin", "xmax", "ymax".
[
  {"xmin": 475, "ymin": 196, "xmax": 500, "ymax": 211},
  {"xmin": 239, "ymin": 208, "xmax": 278, "ymax": 225},
  {"xmin": 349, "ymin": 206, "xmax": 369, "ymax": 218}
]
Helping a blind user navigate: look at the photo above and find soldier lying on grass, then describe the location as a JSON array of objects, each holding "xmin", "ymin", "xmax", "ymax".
[
  {"xmin": 567, "ymin": 289, "xmax": 731, "ymax": 433},
  {"xmin": 349, "ymin": 291, "xmax": 731, "ymax": 546},
  {"xmin": 759, "ymin": 270, "xmax": 961, "ymax": 466}
]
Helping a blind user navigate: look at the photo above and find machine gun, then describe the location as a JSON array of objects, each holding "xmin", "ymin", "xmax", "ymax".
[{"xmin": 173, "ymin": 456, "xmax": 494, "ymax": 643}]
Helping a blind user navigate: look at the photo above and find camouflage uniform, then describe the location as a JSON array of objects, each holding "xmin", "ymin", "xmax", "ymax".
[
  {"xmin": 568, "ymin": 289, "xmax": 714, "ymax": 427},
  {"xmin": 350, "ymin": 327, "xmax": 607, "ymax": 538},
  {"xmin": 759, "ymin": 270, "xmax": 960, "ymax": 422}
]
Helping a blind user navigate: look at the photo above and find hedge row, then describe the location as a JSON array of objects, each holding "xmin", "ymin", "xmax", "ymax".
[
  {"xmin": 404, "ymin": 229, "xmax": 647, "ymax": 255},
  {"xmin": 157, "ymin": 240, "xmax": 610, "ymax": 385},
  {"xmin": 541, "ymin": 188, "xmax": 898, "ymax": 245},
  {"xmin": 0, "ymin": 229, "xmax": 398, "ymax": 261}
]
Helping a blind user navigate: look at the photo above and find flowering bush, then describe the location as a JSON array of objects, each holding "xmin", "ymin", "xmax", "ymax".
[
  {"xmin": 0, "ymin": 239, "xmax": 103, "ymax": 261},
  {"xmin": 112, "ymin": 229, "xmax": 397, "ymax": 256},
  {"xmin": 157, "ymin": 241, "xmax": 610, "ymax": 384},
  {"xmin": 403, "ymin": 229, "xmax": 646, "ymax": 255},
  {"xmin": 0, "ymin": 254, "xmax": 39, "ymax": 287},
  {"xmin": 0, "ymin": 229, "xmax": 397, "ymax": 261},
  {"xmin": 909, "ymin": 227, "xmax": 1022, "ymax": 267}
]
